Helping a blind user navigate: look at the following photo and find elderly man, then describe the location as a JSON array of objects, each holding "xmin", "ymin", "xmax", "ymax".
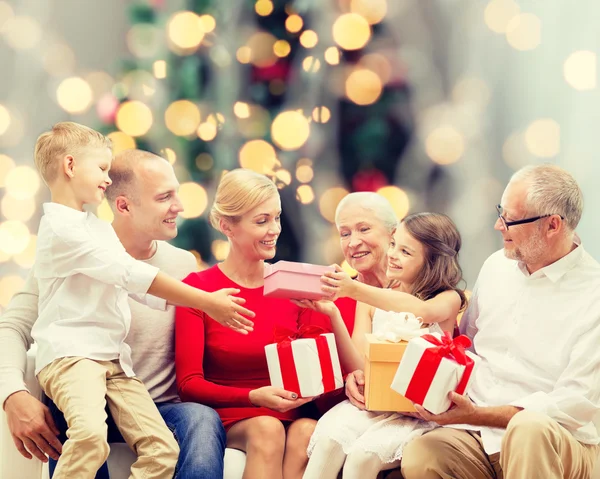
[
  {"xmin": 0, "ymin": 149, "xmax": 226, "ymax": 478},
  {"xmin": 396, "ymin": 164, "xmax": 600, "ymax": 478}
]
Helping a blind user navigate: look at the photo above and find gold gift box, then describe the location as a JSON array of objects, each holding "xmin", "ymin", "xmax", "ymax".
[{"xmin": 364, "ymin": 334, "xmax": 415, "ymax": 412}]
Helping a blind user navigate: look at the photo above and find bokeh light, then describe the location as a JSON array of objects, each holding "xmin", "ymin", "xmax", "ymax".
[
  {"xmin": 350, "ymin": 0, "xmax": 387, "ymax": 25},
  {"xmin": 85, "ymin": 71, "xmax": 115, "ymax": 100},
  {"xmin": 0, "ymin": 154, "xmax": 15, "ymax": 187},
  {"xmin": 484, "ymin": 0, "xmax": 520, "ymax": 34},
  {"xmin": 161, "ymin": 148, "xmax": 177, "ymax": 165},
  {"xmin": 345, "ymin": 69, "xmax": 382, "ymax": 105},
  {"xmin": 324, "ymin": 47, "xmax": 341, "ymax": 65},
  {"xmin": 165, "ymin": 100, "xmax": 201, "ymax": 136},
  {"xmin": 1, "ymin": 194, "xmax": 35, "ymax": 222},
  {"xmin": 296, "ymin": 164, "xmax": 314, "ymax": 183},
  {"xmin": 319, "ymin": 187, "xmax": 349, "ymax": 223},
  {"xmin": 524, "ymin": 119, "xmax": 560, "ymax": 158},
  {"xmin": 3, "ymin": 15, "xmax": 41, "ymax": 50},
  {"xmin": 302, "ymin": 56, "xmax": 321, "ymax": 73},
  {"xmin": 153, "ymin": 60, "xmax": 167, "ymax": 79},
  {"xmin": 234, "ymin": 102, "xmax": 251, "ymax": 118},
  {"xmin": 236, "ymin": 46, "xmax": 252, "ymax": 64},
  {"xmin": 255, "ymin": 0, "xmax": 274, "ymax": 16},
  {"xmin": 271, "ymin": 111, "xmax": 311, "ymax": 150},
  {"xmin": 179, "ymin": 182, "xmax": 208, "ymax": 219},
  {"xmin": 0, "ymin": 220, "xmax": 30, "ymax": 255},
  {"xmin": 333, "ymin": 13, "xmax": 371, "ymax": 51},
  {"xmin": 564, "ymin": 51, "xmax": 597, "ymax": 91},
  {"xmin": 360, "ymin": 54, "xmax": 391, "ymax": 84},
  {"xmin": 296, "ymin": 184, "xmax": 315, "ymax": 204},
  {"xmin": 0, "ymin": 276, "xmax": 26, "ymax": 307},
  {"xmin": 506, "ymin": 13, "xmax": 541, "ymax": 51},
  {"xmin": 107, "ymin": 131, "xmax": 136, "ymax": 154},
  {"xmin": 312, "ymin": 106, "xmax": 331, "ymax": 123},
  {"xmin": 56, "ymin": 77, "xmax": 94, "ymax": 114},
  {"xmin": 211, "ymin": 240, "xmax": 230, "ymax": 261},
  {"xmin": 199, "ymin": 15, "xmax": 216, "ymax": 33},
  {"xmin": 167, "ymin": 11, "xmax": 205, "ymax": 51},
  {"xmin": 97, "ymin": 199, "xmax": 114, "ymax": 223},
  {"xmin": 239, "ymin": 139, "xmax": 279, "ymax": 173},
  {"xmin": 116, "ymin": 101, "xmax": 153, "ymax": 137},
  {"xmin": 273, "ymin": 39, "xmax": 291, "ymax": 58},
  {"xmin": 195, "ymin": 153, "xmax": 214, "ymax": 171},
  {"xmin": 377, "ymin": 186, "xmax": 410, "ymax": 220},
  {"xmin": 425, "ymin": 126, "xmax": 465, "ymax": 165},
  {"xmin": 299, "ymin": 30, "xmax": 318, "ymax": 48},
  {"xmin": 5, "ymin": 166, "xmax": 40, "ymax": 200},
  {"xmin": 247, "ymin": 31, "xmax": 278, "ymax": 67},
  {"xmin": 197, "ymin": 121, "xmax": 217, "ymax": 141},
  {"xmin": 285, "ymin": 14, "xmax": 303, "ymax": 33},
  {"xmin": 13, "ymin": 235, "xmax": 36, "ymax": 268}
]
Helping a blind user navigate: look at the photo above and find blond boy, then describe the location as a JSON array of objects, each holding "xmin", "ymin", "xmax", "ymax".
[{"xmin": 32, "ymin": 122, "xmax": 254, "ymax": 478}]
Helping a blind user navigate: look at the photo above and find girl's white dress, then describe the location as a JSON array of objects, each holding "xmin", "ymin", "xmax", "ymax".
[{"xmin": 307, "ymin": 309, "xmax": 441, "ymax": 464}]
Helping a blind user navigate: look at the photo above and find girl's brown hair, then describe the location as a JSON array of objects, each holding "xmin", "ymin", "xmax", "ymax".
[{"xmin": 402, "ymin": 212, "xmax": 467, "ymax": 311}]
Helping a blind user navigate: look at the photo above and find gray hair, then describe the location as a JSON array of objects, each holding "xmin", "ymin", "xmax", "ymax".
[
  {"xmin": 335, "ymin": 192, "xmax": 398, "ymax": 232},
  {"xmin": 511, "ymin": 164, "xmax": 583, "ymax": 231}
]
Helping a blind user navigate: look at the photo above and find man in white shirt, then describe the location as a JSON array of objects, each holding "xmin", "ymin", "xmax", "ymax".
[
  {"xmin": 0, "ymin": 148, "xmax": 227, "ymax": 478},
  {"xmin": 398, "ymin": 164, "xmax": 600, "ymax": 478}
]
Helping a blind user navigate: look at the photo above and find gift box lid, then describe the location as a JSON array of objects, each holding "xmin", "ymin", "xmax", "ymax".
[
  {"xmin": 264, "ymin": 260, "xmax": 335, "ymax": 279},
  {"xmin": 364, "ymin": 334, "xmax": 409, "ymax": 362}
]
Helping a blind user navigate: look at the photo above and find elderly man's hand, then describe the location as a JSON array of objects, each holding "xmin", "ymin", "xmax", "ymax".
[
  {"xmin": 345, "ymin": 369, "xmax": 366, "ymax": 410},
  {"xmin": 321, "ymin": 265, "xmax": 356, "ymax": 300},
  {"xmin": 414, "ymin": 392, "xmax": 477, "ymax": 425}
]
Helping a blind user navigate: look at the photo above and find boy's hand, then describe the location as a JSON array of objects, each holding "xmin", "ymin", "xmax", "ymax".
[{"xmin": 205, "ymin": 288, "xmax": 255, "ymax": 334}]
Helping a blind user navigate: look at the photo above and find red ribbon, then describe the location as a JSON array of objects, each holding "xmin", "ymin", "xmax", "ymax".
[
  {"xmin": 404, "ymin": 332, "xmax": 475, "ymax": 406},
  {"xmin": 273, "ymin": 325, "xmax": 336, "ymax": 396}
]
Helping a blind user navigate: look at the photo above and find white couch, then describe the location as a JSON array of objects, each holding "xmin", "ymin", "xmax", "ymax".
[{"xmin": 0, "ymin": 346, "xmax": 246, "ymax": 479}]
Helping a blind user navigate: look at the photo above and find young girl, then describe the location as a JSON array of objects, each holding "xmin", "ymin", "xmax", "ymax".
[{"xmin": 298, "ymin": 212, "xmax": 467, "ymax": 479}]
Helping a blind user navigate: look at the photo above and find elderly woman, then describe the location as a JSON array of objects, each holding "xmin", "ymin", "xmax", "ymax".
[{"xmin": 327, "ymin": 192, "xmax": 399, "ymax": 335}]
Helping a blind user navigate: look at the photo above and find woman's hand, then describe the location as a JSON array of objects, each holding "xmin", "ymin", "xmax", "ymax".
[
  {"xmin": 249, "ymin": 386, "xmax": 315, "ymax": 412},
  {"xmin": 291, "ymin": 299, "xmax": 339, "ymax": 317},
  {"xmin": 321, "ymin": 265, "xmax": 356, "ymax": 300}
]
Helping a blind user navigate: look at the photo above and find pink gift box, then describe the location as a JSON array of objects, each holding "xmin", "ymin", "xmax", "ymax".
[{"xmin": 263, "ymin": 261, "xmax": 335, "ymax": 300}]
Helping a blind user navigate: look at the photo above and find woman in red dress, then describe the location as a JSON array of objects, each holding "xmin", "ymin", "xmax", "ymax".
[{"xmin": 175, "ymin": 169, "xmax": 319, "ymax": 479}]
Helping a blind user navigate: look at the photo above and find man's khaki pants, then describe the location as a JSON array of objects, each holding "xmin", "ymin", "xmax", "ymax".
[
  {"xmin": 38, "ymin": 356, "xmax": 179, "ymax": 479},
  {"xmin": 395, "ymin": 410, "xmax": 599, "ymax": 479}
]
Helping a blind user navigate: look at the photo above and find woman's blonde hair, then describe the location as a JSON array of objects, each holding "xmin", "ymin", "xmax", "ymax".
[
  {"xmin": 402, "ymin": 212, "xmax": 467, "ymax": 311},
  {"xmin": 34, "ymin": 122, "xmax": 112, "ymax": 185},
  {"xmin": 209, "ymin": 169, "xmax": 278, "ymax": 233}
]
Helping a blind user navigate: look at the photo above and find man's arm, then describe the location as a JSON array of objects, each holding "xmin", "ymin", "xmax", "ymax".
[{"xmin": 0, "ymin": 272, "xmax": 62, "ymax": 462}]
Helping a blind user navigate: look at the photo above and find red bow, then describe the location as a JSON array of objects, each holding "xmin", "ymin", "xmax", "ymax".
[
  {"xmin": 273, "ymin": 324, "xmax": 328, "ymax": 344},
  {"xmin": 421, "ymin": 332, "xmax": 471, "ymax": 366},
  {"xmin": 404, "ymin": 332, "xmax": 475, "ymax": 406},
  {"xmin": 272, "ymin": 324, "xmax": 335, "ymax": 397}
]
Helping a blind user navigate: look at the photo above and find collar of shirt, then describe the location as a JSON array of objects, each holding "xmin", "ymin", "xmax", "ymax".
[
  {"xmin": 42, "ymin": 202, "xmax": 89, "ymax": 221},
  {"xmin": 516, "ymin": 237, "xmax": 584, "ymax": 283}
]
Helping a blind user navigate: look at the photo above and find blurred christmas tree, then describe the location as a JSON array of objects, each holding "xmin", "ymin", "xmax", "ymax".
[{"xmin": 96, "ymin": 0, "xmax": 414, "ymax": 265}]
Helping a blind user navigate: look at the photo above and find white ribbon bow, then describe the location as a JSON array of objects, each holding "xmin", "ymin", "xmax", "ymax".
[{"xmin": 373, "ymin": 311, "xmax": 428, "ymax": 343}]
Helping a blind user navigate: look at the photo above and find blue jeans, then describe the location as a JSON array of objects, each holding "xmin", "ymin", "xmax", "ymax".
[{"xmin": 48, "ymin": 400, "xmax": 226, "ymax": 479}]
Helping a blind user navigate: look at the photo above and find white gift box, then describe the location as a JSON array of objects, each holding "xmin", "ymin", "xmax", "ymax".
[
  {"xmin": 265, "ymin": 332, "xmax": 344, "ymax": 398},
  {"xmin": 390, "ymin": 332, "xmax": 479, "ymax": 414}
]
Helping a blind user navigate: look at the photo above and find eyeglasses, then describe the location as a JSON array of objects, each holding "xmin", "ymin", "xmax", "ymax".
[{"xmin": 495, "ymin": 204, "xmax": 564, "ymax": 230}]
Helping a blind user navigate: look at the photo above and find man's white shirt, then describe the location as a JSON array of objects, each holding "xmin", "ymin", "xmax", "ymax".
[
  {"xmin": 459, "ymin": 241, "xmax": 600, "ymax": 454},
  {"xmin": 32, "ymin": 202, "xmax": 165, "ymax": 377}
]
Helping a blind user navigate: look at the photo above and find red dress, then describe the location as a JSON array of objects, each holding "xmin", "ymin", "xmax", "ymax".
[{"xmin": 175, "ymin": 264, "xmax": 316, "ymax": 431}]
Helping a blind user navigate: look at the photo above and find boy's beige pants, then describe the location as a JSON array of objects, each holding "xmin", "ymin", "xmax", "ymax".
[
  {"xmin": 393, "ymin": 410, "xmax": 599, "ymax": 479},
  {"xmin": 38, "ymin": 356, "xmax": 179, "ymax": 479}
]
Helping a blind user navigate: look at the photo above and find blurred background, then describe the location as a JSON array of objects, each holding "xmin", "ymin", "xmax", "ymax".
[{"xmin": 0, "ymin": 0, "xmax": 599, "ymax": 313}]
